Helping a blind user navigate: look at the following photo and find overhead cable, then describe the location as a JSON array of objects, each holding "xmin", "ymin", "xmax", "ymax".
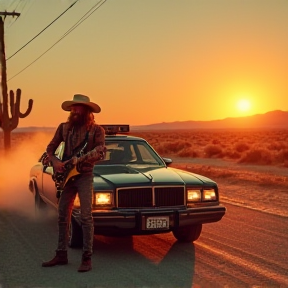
[
  {"xmin": 8, "ymin": 0, "xmax": 107, "ymax": 82},
  {"xmin": 7, "ymin": 0, "xmax": 79, "ymax": 61}
]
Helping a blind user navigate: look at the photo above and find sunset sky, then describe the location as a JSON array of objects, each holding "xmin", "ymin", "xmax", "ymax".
[{"xmin": 0, "ymin": 0, "xmax": 287, "ymax": 128}]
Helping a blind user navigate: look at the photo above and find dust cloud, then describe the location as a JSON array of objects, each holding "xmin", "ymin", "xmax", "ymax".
[{"xmin": 0, "ymin": 132, "xmax": 53, "ymax": 219}]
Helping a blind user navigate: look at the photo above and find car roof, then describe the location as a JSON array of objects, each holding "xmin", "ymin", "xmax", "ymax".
[{"xmin": 105, "ymin": 134, "xmax": 145, "ymax": 141}]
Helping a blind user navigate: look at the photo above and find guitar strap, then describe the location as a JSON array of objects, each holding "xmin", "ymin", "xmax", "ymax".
[
  {"xmin": 64, "ymin": 128, "xmax": 90, "ymax": 160},
  {"xmin": 74, "ymin": 129, "xmax": 90, "ymax": 157}
]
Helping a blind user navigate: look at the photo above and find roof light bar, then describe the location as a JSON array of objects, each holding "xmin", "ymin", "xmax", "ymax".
[{"xmin": 101, "ymin": 124, "xmax": 130, "ymax": 135}]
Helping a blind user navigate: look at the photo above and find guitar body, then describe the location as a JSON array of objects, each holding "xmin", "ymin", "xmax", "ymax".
[
  {"xmin": 49, "ymin": 140, "xmax": 87, "ymax": 193},
  {"xmin": 63, "ymin": 165, "xmax": 80, "ymax": 187},
  {"xmin": 52, "ymin": 162, "xmax": 80, "ymax": 191}
]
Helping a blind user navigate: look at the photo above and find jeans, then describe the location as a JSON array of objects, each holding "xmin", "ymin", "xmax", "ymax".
[{"xmin": 57, "ymin": 173, "xmax": 94, "ymax": 255}]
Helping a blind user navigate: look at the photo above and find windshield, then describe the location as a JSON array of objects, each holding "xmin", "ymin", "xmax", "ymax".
[{"xmin": 95, "ymin": 140, "xmax": 165, "ymax": 167}]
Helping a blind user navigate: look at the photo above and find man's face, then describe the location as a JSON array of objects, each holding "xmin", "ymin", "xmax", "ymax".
[{"xmin": 69, "ymin": 105, "xmax": 88, "ymax": 126}]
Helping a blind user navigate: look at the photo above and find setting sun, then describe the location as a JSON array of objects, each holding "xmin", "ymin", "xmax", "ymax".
[{"xmin": 236, "ymin": 99, "xmax": 251, "ymax": 113}]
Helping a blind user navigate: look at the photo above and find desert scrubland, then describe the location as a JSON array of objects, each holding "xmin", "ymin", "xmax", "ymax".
[
  {"xmin": 1, "ymin": 127, "xmax": 287, "ymax": 182},
  {"xmin": 1, "ymin": 128, "xmax": 288, "ymax": 167},
  {"xmin": 131, "ymin": 129, "xmax": 288, "ymax": 167}
]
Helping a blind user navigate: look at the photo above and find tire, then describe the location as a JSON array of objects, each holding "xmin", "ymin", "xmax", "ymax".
[
  {"xmin": 68, "ymin": 216, "xmax": 83, "ymax": 248},
  {"xmin": 34, "ymin": 183, "xmax": 47, "ymax": 216},
  {"xmin": 172, "ymin": 224, "xmax": 202, "ymax": 243}
]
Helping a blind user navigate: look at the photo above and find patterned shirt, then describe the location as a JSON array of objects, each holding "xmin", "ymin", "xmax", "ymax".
[{"xmin": 46, "ymin": 122, "xmax": 105, "ymax": 173}]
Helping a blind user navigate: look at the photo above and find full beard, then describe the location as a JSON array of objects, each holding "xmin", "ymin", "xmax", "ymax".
[{"xmin": 68, "ymin": 112, "xmax": 87, "ymax": 128}]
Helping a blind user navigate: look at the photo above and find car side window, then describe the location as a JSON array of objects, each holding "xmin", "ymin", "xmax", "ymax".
[{"xmin": 136, "ymin": 143, "xmax": 159, "ymax": 164}]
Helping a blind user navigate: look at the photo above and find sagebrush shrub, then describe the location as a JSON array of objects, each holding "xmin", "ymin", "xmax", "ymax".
[
  {"xmin": 238, "ymin": 148, "xmax": 273, "ymax": 165},
  {"xmin": 234, "ymin": 142, "xmax": 250, "ymax": 152},
  {"xmin": 275, "ymin": 149, "xmax": 288, "ymax": 163},
  {"xmin": 267, "ymin": 141, "xmax": 286, "ymax": 151},
  {"xmin": 204, "ymin": 144, "xmax": 222, "ymax": 157},
  {"xmin": 223, "ymin": 149, "xmax": 241, "ymax": 159},
  {"xmin": 156, "ymin": 140, "xmax": 192, "ymax": 154},
  {"xmin": 177, "ymin": 147, "xmax": 200, "ymax": 158}
]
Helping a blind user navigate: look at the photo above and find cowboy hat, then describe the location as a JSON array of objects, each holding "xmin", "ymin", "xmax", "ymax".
[{"xmin": 61, "ymin": 94, "xmax": 101, "ymax": 113}]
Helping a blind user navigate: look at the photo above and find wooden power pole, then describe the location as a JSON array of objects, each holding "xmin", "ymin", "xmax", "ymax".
[
  {"xmin": 0, "ymin": 11, "xmax": 21, "ymax": 149},
  {"xmin": 0, "ymin": 11, "xmax": 34, "ymax": 152},
  {"xmin": 0, "ymin": 11, "xmax": 20, "ymax": 97}
]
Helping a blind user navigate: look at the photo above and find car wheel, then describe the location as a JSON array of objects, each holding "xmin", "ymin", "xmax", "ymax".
[
  {"xmin": 68, "ymin": 216, "xmax": 83, "ymax": 248},
  {"xmin": 34, "ymin": 183, "xmax": 47, "ymax": 216},
  {"xmin": 172, "ymin": 224, "xmax": 202, "ymax": 243}
]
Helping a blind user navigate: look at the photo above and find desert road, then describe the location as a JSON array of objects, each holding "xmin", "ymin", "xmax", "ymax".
[{"xmin": 0, "ymin": 196, "xmax": 288, "ymax": 288}]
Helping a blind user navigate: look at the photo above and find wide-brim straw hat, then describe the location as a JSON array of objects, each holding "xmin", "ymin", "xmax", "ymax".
[{"xmin": 61, "ymin": 94, "xmax": 101, "ymax": 113}]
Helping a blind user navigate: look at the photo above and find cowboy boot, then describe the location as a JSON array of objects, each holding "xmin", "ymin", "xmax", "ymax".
[
  {"xmin": 78, "ymin": 251, "xmax": 92, "ymax": 272},
  {"xmin": 42, "ymin": 250, "xmax": 68, "ymax": 267}
]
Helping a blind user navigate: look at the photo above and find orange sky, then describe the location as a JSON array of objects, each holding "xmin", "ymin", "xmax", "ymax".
[{"xmin": 0, "ymin": 0, "xmax": 287, "ymax": 128}]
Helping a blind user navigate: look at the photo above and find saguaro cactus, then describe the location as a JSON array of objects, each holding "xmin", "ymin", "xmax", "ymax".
[{"xmin": 0, "ymin": 88, "xmax": 33, "ymax": 150}]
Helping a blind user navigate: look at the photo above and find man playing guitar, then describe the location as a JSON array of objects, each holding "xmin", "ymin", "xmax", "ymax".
[{"xmin": 41, "ymin": 94, "xmax": 106, "ymax": 272}]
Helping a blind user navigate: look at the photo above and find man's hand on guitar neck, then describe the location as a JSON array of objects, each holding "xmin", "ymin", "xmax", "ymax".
[{"xmin": 69, "ymin": 145, "xmax": 106, "ymax": 166}]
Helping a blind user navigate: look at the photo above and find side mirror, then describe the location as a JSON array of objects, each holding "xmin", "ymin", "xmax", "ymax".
[{"xmin": 162, "ymin": 157, "xmax": 172, "ymax": 166}]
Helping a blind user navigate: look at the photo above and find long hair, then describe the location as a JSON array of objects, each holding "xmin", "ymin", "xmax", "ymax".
[{"xmin": 67, "ymin": 105, "xmax": 95, "ymax": 130}]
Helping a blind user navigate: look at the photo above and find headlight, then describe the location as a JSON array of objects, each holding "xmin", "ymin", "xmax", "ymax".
[
  {"xmin": 94, "ymin": 192, "xmax": 112, "ymax": 205},
  {"xmin": 73, "ymin": 192, "xmax": 113, "ymax": 208},
  {"xmin": 187, "ymin": 189, "xmax": 201, "ymax": 202},
  {"xmin": 203, "ymin": 189, "xmax": 217, "ymax": 201}
]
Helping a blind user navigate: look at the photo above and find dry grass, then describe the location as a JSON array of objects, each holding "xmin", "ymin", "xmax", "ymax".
[
  {"xmin": 171, "ymin": 162, "xmax": 288, "ymax": 188},
  {"xmin": 131, "ymin": 129, "xmax": 288, "ymax": 168},
  {"xmin": 1, "ymin": 128, "xmax": 288, "ymax": 167}
]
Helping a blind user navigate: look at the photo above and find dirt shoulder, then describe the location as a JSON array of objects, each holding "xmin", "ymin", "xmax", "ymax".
[
  {"xmin": 170, "ymin": 156, "xmax": 288, "ymax": 218},
  {"xmin": 170, "ymin": 156, "xmax": 288, "ymax": 177}
]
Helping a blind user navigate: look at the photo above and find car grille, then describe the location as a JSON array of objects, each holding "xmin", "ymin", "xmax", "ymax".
[{"xmin": 117, "ymin": 186, "xmax": 185, "ymax": 208}]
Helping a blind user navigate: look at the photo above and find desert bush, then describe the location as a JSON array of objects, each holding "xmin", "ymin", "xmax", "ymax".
[
  {"xmin": 204, "ymin": 144, "xmax": 222, "ymax": 158},
  {"xmin": 212, "ymin": 139, "xmax": 221, "ymax": 145},
  {"xmin": 266, "ymin": 141, "xmax": 287, "ymax": 151},
  {"xmin": 177, "ymin": 147, "xmax": 200, "ymax": 158},
  {"xmin": 234, "ymin": 142, "xmax": 250, "ymax": 153},
  {"xmin": 275, "ymin": 149, "xmax": 288, "ymax": 164},
  {"xmin": 223, "ymin": 148, "xmax": 241, "ymax": 159},
  {"xmin": 238, "ymin": 148, "xmax": 273, "ymax": 165},
  {"xmin": 155, "ymin": 140, "xmax": 192, "ymax": 154}
]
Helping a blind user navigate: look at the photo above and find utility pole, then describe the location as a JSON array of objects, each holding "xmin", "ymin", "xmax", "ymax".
[
  {"xmin": 0, "ymin": 11, "xmax": 21, "ymax": 124},
  {"xmin": 0, "ymin": 11, "xmax": 20, "ymax": 97},
  {"xmin": 0, "ymin": 11, "xmax": 33, "ymax": 152}
]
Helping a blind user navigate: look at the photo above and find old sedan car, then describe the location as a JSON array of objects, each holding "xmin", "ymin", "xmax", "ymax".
[{"xmin": 28, "ymin": 125, "xmax": 226, "ymax": 248}]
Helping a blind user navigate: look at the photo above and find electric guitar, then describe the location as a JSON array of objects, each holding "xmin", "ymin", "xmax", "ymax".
[
  {"xmin": 40, "ymin": 141, "xmax": 87, "ymax": 197},
  {"xmin": 40, "ymin": 142, "xmax": 105, "ymax": 198}
]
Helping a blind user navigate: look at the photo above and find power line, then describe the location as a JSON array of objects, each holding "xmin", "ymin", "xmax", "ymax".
[
  {"xmin": 1, "ymin": 0, "xmax": 31, "ymax": 30},
  {"xmin": 5, "ymin": 0, "xmax": 36, "ymax": 30},
  {"xmin": 6, "ymin": 0, "xmax": 79, "ymax": 61},
  {"xmin": 8, "ymin": 0, "xmax": 107, "ymax": 82}
]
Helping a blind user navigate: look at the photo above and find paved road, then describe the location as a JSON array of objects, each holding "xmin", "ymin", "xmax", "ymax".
[{"xmin": 1, "ymin": 196, "xmax": 287, "ymax": 288}]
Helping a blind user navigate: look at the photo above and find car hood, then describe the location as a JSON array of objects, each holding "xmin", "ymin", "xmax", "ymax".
[{"xmin": 93, "ymin": 164, "xmax": 216, "ymax": 189}]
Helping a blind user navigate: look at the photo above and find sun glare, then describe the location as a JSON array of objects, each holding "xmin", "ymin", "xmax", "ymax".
[{"xmin": 236, "ymin": 99, "xmax": 251, "ymax": 113}]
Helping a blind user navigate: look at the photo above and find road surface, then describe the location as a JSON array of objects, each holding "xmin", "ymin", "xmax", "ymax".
[{"xmin": 0, "ymin": 195, "xmax": 287, "ymax": 288}]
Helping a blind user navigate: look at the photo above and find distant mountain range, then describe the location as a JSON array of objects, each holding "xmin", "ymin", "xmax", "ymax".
[
  {"xmin": 131, "ymin": 110, "xmax": 288, "ymax": 130},
  {"xmin": 10, "ymin": 110, "xmax": 288, "ymax": 132}
]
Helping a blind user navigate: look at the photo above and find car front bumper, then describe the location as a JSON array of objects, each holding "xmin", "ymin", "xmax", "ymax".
[{"xmin": 72, "ymin": 205, "xmax": 226, "ymax": 235}]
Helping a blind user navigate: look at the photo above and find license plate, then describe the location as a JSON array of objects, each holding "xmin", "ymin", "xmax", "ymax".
[{"xmin": 146, "ymin": 216, "xmax": 169, "ymax": 230}]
